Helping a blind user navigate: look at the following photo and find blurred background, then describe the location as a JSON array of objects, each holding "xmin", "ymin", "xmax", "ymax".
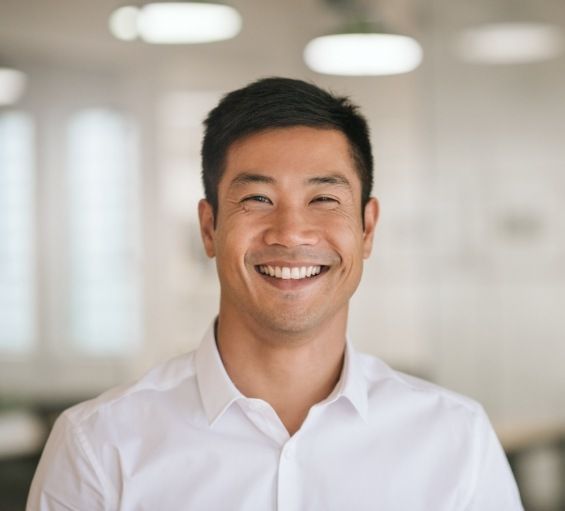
[{"xmin": 0, "ymin": 0, "xmax": 564, "ymax": 509}]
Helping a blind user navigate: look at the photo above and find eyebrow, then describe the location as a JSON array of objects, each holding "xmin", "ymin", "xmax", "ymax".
[
  {"xmin": 229, "ymin": 173, "xmax": 276, "ymax": 188},
  {"xmin": 228, "ymin": 172, "xmax": 352, "ymax": 190},
  {"xmin": 306, "ymin": 174, "xmax": 352, "ymax": 189}
]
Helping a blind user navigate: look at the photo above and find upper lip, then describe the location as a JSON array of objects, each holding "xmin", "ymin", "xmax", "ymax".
[{"xmin": 247, "ymin": 247, "xmax": 340, "ymax": 267}]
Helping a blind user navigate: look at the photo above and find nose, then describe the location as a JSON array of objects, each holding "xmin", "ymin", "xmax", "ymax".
[{"xmin": 262, "ymin": 205, "xmax": 320, "ymax": 247}]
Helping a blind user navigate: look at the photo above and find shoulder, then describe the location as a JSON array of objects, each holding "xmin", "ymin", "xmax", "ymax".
[
  {"xmin": 62, "ymin": 350, "xmax": 199, "ymax": 429},
  {"xmin": 356, "ymin": 350, "xmax": 486, "ymax": 423},
  {"xmin": 355, "ymin": 350, "xmax": 496, "ymax": 479},
  {"xmin": 30, "ymin": 350, "xmax": 202, "ymax": 506}
]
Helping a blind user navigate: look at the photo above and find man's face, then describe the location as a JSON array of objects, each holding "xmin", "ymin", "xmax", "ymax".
[{"xmin": 199, "ymin": 126, "xmax": 378, "ymax": 337}]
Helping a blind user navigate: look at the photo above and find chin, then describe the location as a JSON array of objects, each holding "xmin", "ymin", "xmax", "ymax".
[{"xmin": 252, "ymin": 307, "xmax": 329, "ymax": 338}]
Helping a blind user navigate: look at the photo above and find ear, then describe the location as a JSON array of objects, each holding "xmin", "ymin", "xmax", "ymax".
[
  {"xmin": 198, "ymin": 199, "xmax": 216, "ymax": 258},
  {"xmin": 362, "ymin": 197, "xmax": 379, "ymax": 259}
]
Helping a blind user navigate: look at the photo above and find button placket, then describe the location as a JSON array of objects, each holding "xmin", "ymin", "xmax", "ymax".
[
  {"xmin": 283, "ymin": 443, "xmax": 294, "ymax": 460},
  {"xmin": 277, "ymin": 440, "xmax": 299, "ymax": 511}
]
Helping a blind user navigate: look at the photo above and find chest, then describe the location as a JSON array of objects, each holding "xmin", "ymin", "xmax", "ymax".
[{"xmin": 108, "ymin": 417, "xmax": 472, "ymax": 511}]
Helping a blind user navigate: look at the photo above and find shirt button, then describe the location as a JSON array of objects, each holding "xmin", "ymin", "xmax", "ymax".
[{"xmin": 283, "ymin": 446, "xmax": 293, "ymax": 460}]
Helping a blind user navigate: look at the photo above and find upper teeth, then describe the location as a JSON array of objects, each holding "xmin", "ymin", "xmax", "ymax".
[{"xmin": 258, "ymin": 265, "xmax": 322, "ymax": 280}]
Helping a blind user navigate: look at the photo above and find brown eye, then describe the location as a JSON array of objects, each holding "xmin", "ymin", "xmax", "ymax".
[
  {"xmin": 311, "ymin": 196, "xmax": 338, "ymax": 204},
  {"xmin": 241, "ymin": 195, "xmax": 272, "ymax": 205}
]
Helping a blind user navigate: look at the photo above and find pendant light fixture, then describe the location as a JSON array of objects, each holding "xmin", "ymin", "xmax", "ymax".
[
  {"xmin": 455, "ymin": 22, "xmax": 564, "ymax": 65},
  {"xmin": 303, "ymin": 1, "xmax": 423, "ymax": 76},
  {"xmin": 453, "ymin": 0, "xmax": 564, "ymax": 65},
  {"xmin": 109, "ymin": 1, "xmax": 242, "ymax": 44}
]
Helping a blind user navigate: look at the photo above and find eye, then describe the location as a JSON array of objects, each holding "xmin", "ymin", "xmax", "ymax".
[
  {"xmin": 311, "ymin": 195, "xmax": 339, "ymax": 204},
  {"xmin": 241, "ymin": 195, "xmax": 272, "ymax": 205}
]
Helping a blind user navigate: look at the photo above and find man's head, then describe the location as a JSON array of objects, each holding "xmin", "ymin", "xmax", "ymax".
[
  {"xmin": 198, "ymin": 78, "xmax": 379, "ymax": 338},
  {"xmin": 201, "ymin": 77, "xmax": 373, "ymax": 222}
]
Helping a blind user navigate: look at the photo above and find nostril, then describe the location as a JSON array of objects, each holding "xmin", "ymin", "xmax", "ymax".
[{"xmin": 262, "ymin": 222, "xmax": 320, "ymax": 247}]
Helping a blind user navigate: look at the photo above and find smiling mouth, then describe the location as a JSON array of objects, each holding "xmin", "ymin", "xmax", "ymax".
[{"xmin": 255, "ymin": 265, "xmax": 329, "ymax": 280}]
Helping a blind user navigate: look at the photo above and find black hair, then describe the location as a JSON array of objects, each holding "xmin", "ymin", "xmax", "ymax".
[{"xmin": 201, "ymin": 77, "xmax": 373, "ymax": 221}]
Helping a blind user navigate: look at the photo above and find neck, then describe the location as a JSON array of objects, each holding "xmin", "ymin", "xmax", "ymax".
[{"xmin": 215, "ymin": 306, "xmax": 348, "ymax": 436}]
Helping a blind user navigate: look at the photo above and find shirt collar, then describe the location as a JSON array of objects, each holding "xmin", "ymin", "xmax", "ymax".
[
  {"xmin": 195, "ymin": 322, "xmax": 369, "ymax": 426},
  {"xmin": 324, "ymin": 339, "xmax": 369, "ymax": 422},
  {"xmin": 195, "ymin": 322, "xmax": 244, "ymax": 426}
]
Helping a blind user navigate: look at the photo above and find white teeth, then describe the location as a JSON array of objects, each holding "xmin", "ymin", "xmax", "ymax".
[{"xmin": 258, "ymin": 265, "xmax": 324, "ymax": 280}]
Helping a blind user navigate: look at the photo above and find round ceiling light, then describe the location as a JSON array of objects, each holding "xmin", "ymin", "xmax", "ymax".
[
  {"xmin": 109, "ymin": 2, "xmax": 242, "ymax": 44},
  {"xmin": 0, "ymin": 67, "xmax": 27, "ymax": 106},
  {"xmin": 455, "ymin": 22, "xmax": 564, "ymax": 64},
  {"xmin": 109, "ymin": 6, "xmax": 140, "ymax": 41},
  {"xmin": 304, "ymin": 33, "xmax": 423, "ymax": 76}
]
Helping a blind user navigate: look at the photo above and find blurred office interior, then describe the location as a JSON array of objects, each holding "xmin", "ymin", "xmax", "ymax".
[{"xmin": 0, "ymin": 0, "xmax": 564, "ymax": 509}]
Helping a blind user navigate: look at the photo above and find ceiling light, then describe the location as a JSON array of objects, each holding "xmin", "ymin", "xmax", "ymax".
[
  {"xmin": 109, "ymin": 2, "xmax": 242, "ymax": 44},
  {"xmin": 0, "ymin": 67, "xmax": 27, "ymax": 106},
  {"xmin": 109, "ymin": 6, "xmax": 140, "ymax": 41},
  {"xmin": 455, "ymin": 22, "xmax": 564, "ymax": 64},
  {"xmin": 304, "ymin": 23, "xmax": 423, "ymax": 76}
]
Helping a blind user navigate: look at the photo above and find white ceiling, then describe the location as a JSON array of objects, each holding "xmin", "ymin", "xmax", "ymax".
[
  {"xmin": 4, "ymin": 0, "xmax": 562, "ymax": 75},
  {"xmin": 1, "ymin": 0, "xmax": 564, "ymax": 103}
]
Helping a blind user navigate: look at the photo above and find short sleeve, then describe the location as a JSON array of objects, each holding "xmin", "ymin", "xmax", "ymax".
[
  {"xmin": 26, "ymin": 413, "xmax": 107, "ymax": 511},
  {"xmin": 466, "ymin": 407, "xmax": 524, "ymax": 511}
]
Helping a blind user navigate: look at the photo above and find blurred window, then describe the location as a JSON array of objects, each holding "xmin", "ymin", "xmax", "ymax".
[
  {"xmin": 67, "ymin": 109, "xmax": 141, "ymax": 355},
  {"xmin": 0, "ymin": 112, "xmax": 35, "ymax": 353}
]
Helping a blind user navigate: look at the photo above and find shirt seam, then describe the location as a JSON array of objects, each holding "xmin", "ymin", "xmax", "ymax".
[
  {"xmin": 64, "ymin": 413, "xmax": 114, "ymax": 510},
  {"xmin": 69, "ymin": 353, "xmax": 197, "ymax": 424},
  {"xmin": 462, "ymin": 406, "xmax": 490, "ymax": 510},
  {"xmin": 376, "ymin": 369, "xmax": 482, "ymax": 416}
]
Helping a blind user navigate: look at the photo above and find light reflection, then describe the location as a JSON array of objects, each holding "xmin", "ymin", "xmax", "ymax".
[
  {"xmin": 67, "ymin": 109, "xmax": 141, "ymax": 354},
  {"xmin": 0, "ymin": 112, "xmax": 35, "ymax": 352}
]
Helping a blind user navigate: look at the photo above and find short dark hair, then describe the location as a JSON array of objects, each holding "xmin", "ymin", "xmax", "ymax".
[{"xmin": 201, "ymin": 77, "xmax": 373, "ymax": 220}]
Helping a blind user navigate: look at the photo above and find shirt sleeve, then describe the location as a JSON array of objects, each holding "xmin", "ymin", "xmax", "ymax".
[
  {"xmin": 26, "ymin": 413, "xmax": 107, "ymax": 511},
  {"xmin": 465, "ymin": 407, "xmax": 524, "ymax": 511}
]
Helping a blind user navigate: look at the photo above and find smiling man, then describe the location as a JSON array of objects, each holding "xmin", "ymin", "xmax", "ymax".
[{"xmin": 28, "ymin": 78, "xmax": 522, "ymax": 510}]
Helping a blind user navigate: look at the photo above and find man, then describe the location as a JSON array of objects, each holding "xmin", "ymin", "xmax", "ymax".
[{"xmin": 27, "ymin": 78, "xmax": 523, "ymax": 510}]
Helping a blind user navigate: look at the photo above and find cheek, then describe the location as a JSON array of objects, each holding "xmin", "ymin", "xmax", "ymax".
[
  {"xmin": 318, "ymin": 206, "xmax": 362, "ymax": 229},
  {"xmin": 216, "ymin": 223, "xmax": 256, "ymax": 268},
  {"xmin": 323, "ymin": 218, "xmax": 364, "ymax": 255}
]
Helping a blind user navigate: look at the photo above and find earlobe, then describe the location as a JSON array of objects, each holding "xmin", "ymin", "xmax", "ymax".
[
  {"xmin": 362, "ymin": 197, "xmax": 379, "ymax": 259},
  {"xmin": 198, "ymin": 199, "xmax": 216, "ymax": 258}
]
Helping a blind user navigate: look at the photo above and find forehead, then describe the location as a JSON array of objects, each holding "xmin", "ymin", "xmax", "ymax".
[{"xmin": 222, "ymin": 126, "xmax": 360, "ymax": 187}]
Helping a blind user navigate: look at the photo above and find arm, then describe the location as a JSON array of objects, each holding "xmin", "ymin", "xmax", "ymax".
[
  {"xmin": 465, "ymin": 407, "xmax": 524, "ymax": 511},
  {"xmin": 26, "ymin": 413, "xmax": 108, "ymax": 511}
]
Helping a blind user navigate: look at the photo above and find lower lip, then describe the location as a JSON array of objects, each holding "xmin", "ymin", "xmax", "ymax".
[{"xmin": 254, "ymin": 267, "xmax": 328, "ymax": 290}]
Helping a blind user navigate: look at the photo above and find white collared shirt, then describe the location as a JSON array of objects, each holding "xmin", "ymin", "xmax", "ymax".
[{"xmin": 27, "ymin": 324, "xmax": 523, "ymax": 510}]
